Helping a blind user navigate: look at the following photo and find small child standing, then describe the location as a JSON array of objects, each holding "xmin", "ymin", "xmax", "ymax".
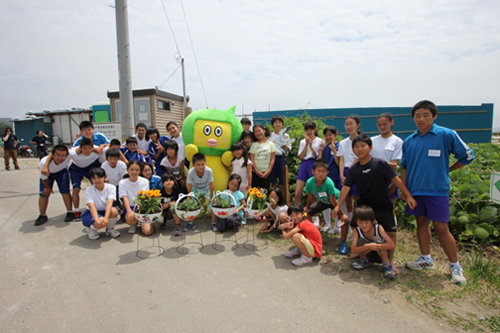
[
  {"xmin": 350, "ymin": 206, "xmax": 397, "ymax": 279},
  {"xmin": 249, "ymin": 124, "xmax": 276, "ymax": 191},
  {"xmin": 269, "ymin": 115, "xmax": 291, "ymax": 194},
  {"xmin": 82, "ymin": 168, "xmax": 120, "ymax": 240},
  {"xmin": 160, "ymin": 140, "xmax": 186, "ymax": 190},
  {"xmin": 240, "ymin": 130, "xmax": 254, "ymax": 151},
  {"xmin": 259, "ymin": 187, "xmax": 288, "ymax": 233},
  {"xmin": 159, "ymin": 174, "xmax": 182, "ymax": 236},
  {"xmin": 122, "ymin": 137, "xmax": 146, "ymax": 163},
  {"xmin": 294, "ymin": 121, "xmax": 322, "ymax": 204},
  {"xmin": 230, "ymin": 142, "xmax": 252, "ymax": 193},
  {"xmin": 240, "ymin": 118, "xmax": 252, "ymax": 131},
  {"xmin": 304, "ymin": 159, "xmax": 350, "ymax": 254},
  {"xmin": 317, "ymin": 126, "xmax": 342, "ymax": 233},
  {"xmin": 186, "ymin": 153, "xmax": 214, "ymax": 232},
  {"xmin": 279, "ymin": 204, "xmax": 322, "ymax": 267},
  {"xmin": 141, "ymin": 162, "xmax": 162, "ymax": 190}
]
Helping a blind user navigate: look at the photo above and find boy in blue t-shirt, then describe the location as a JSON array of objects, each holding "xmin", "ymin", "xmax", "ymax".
[
  {"xmin": 401, "ymin": 100, "xmax": 475, "ymax": 285},
  {"xmin": 121, "ymin": 137, "xmax": 146, "ymax": 163},
  {"xmin": 304, "ymin": 159, "xmax": 349, "ymax": 253}
]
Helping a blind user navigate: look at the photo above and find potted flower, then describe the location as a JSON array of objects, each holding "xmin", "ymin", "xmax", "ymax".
[
  {"xmin": 175, "ymin": 193, "xmax": 202, "ymax": 221},
  {"xmin": 245, "ymin": 187, "xmax": 269, "ymax": 218},
  {"xmin": 134, "ymin": 189, "xmax": 162, "ymax": 223},
  {"xmin": 211, "ymin": 190, "xmax": 236, "ymax": 219}
]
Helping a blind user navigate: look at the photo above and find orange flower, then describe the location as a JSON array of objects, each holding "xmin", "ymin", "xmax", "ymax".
[{"xmin": 138, "ymin": 190, "xmax": 145, "ymax": 195}]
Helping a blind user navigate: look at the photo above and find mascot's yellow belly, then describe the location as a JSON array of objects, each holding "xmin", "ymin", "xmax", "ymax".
[{"xmin": 206, "ymin": 155, "xmax": 229, "ymax": 192}]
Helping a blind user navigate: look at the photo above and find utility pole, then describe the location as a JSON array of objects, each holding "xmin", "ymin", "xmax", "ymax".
[{"xmin": 115, "ymin": 0, "xmax": 135, "ymax": 138}]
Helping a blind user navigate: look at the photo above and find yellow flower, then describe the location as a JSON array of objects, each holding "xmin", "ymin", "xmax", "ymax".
[
  {"xmin": 138, "ymin": 190, "xmax": 145, "ymax": 195},
  {"xmin": 153, "ymin": 190, "xmax": 161, "ymax": 197}
]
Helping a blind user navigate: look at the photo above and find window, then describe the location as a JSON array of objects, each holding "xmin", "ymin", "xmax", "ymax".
[{"xmin": 158, "ymin": 99, "xmax": 171, "ymax": 111}]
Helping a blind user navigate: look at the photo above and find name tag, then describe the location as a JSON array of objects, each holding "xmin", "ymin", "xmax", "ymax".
[
  {"xmin": 261, "ymin": 146, "xmax": 269, "ymax": 151},
  {"xmin": 385, "ymin": 145, "xmax": 394, "ymax": 151},
  {"xmin": 318, "ymin": 192, "xmax": 327, "ymax": 198},
  {"xmin": 428, "ymin": 149, "xmax": 441, "ymax": 157}
]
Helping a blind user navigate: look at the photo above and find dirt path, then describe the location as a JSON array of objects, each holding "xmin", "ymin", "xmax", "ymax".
[{"xmin": 0, "ymin": 159, "xmax": 453, "ymax": 332}]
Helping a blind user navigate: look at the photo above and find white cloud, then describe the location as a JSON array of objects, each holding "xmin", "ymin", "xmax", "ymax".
[{"xmin": 1, "ymin": 0, "xmax": 499, "ymax": 127}]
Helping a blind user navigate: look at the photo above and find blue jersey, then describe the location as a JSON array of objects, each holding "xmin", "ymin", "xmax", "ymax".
[
  {"xmin": 323, "ymin": 142, "xmax": 341, "ymax": 189},
  {"xmin": 148, "ymin": 136, "xmax": 169, "ymax": 168},
  {"xmin": 121, "ymin": 148, "xmax": 146, "ymax": 163},
  {"xmin": 149, "ymin": 175, "xmax": 163, "ymax": 190},
  {"xmin": 401, "ymin": 124, "xmax": 474, "ymax": 197},
  {"xmin": 73, "ymin": 132, "xmax": 110, "ymax": 147}
]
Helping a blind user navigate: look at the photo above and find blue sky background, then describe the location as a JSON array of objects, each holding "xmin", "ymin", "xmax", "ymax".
[{"xmin": 1, "ymin": 0, "xmax": 499, "ymax": 129}]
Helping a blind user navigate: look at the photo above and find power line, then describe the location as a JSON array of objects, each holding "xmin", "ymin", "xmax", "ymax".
[
  {"xmin": 160, "ymin": 0, "xmax": 181, "ymax": 56},
  {"xmin": 180, "ymin": 0, "xmax": 208, "ymax": 108},
  {"xmin": 159, "ymin": 63, "xmax": 182, "ymax": 89}
]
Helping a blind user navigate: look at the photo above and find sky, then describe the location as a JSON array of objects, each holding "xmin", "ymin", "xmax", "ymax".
[{"xmin": 1, "ymin": 0, "xmax": 499, "ymax": 129}]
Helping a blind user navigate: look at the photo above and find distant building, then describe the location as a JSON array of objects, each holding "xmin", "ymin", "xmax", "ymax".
[
  {"xmin": 253, "ymin": 103, "xmax": 494, "ymax": 143},
  {"xmin": 107, "ymin": 87, "xmax": 186, "ymax": 136}
]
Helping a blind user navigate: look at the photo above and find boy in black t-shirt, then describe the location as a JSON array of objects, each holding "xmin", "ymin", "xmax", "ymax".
[
  {"xmin": 160, "ymin": 174, "xmax": 182, "ymax": 236},
  {"xmin": 333, "ymin": 134, "xmax": 416, "ymax": 274},
  {"xmin": 30, "ymin": 130, "xmax": 49, "ymax": 159}
]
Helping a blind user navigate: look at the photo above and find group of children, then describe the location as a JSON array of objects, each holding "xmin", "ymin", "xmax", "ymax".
[{"xmin": 35, "ymin": 100, "xmax": 474, "ymax": 285}]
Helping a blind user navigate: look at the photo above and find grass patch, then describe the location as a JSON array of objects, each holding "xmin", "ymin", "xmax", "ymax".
[{"xmin": 259, "ymin": 221, "xmax": 500, "ymax": 332}]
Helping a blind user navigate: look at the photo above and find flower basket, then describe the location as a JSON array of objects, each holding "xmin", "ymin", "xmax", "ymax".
[
  {"xmin": 211, "ymin": 190, "xmax": 236, "ymax": 219},
  {"xmin": 245, "ymin": 187, "xmax": 269, "ymax": 218},
  {"xmin": 175, "ymin": 192, "xmax": 202, "ymax": 221},
  {"xmin": 134, "ymin": 189, "xmax": 162, "ymax": 223}
]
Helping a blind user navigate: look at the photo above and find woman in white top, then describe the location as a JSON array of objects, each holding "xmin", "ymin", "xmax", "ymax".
[
  {"xmin": 294, "ymin": 121, "xmax": 322, "ymax": 203},
  {"xmin": 119, "ymin": 160, "xmax": 151, "ymax": 235},
  {"xmin": 337, "ymin": 115, "xmax": 361, "ymax": 214},
  {"xmin": 371, "ymin": 113, "xmax": 403, "ymax": 201}
]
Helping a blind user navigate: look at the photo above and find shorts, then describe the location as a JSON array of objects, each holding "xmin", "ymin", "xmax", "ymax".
[
  {"xmin": 297, "ymin": 159, "xmax": 315, "ymax": 182},
  {"xmin": 300, "ymin": 234, "xmax": 316, "ymax": 257},
  {"xmin": 155, "ymin": 165, "xmax": 167, "ymax": 177},
  {"xmin": 69, "ymin": 160, "xmax": 100, "ymax": 188},
  {"xmin": 39, "ymin": 169, "xmax": 70, "ymax": 196},
  {"xmin": 82, "ymin": 209, "xmax": 106, "ymax": 227},
  {"xmin": 405, "ymin": 195, "xmax": 450, "ymax": 222},
  {"xmin": 366, "ymin": 250, "xmax": 383, "ymax": 263},
  {"xmin": 270, "ymin": 155, "xmax": 285, "ymax": 184},
  {"xmin": 350, "ymin": 205, "xmax": 396, "ymax": 232},
  {"xmin": 344, "ymin": 168, "xmax": 359, "ymax": 197},
  {"xmin": 309, "ymin": 200, "xmax": 334, "ymax": 217},
  {"xmin": 328, "ymin": 172, "xmax": 342, "ymax": 191},
  {"xmin": 251, "ymin": 172, "xmax": 271, "ymax": 192}
]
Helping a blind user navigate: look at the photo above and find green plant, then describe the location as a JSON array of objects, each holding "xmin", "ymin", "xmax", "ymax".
[
  {"xmin": 134, "ymin": 189, "xmax": 162, "ymax": 214},
  {"xmin": 177, "ymin": 196, "xmax": 201, "ymax": 211},
  {"xmin": 212, "ymin": 194, "xmax": 233, "ymax": 208}
]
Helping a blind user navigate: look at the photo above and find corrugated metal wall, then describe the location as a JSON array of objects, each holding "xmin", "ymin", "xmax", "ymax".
[{"xmin": 253, "ymin": 103, "xmax": 494, "ymax": 143}]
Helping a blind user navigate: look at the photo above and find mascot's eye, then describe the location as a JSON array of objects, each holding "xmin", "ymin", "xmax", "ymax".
[
  {"xmin": 214, "ymin": 127, "xmax": 222, "ymax": 137},
  {"xmin": 203, "ymin": 125, "xmax": 211, "ymax": 136}
]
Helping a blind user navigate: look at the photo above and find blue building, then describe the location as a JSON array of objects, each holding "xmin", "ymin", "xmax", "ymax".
[{"xmin": 253, "ymin": 103, "xmax": 494, "ymax": 143}]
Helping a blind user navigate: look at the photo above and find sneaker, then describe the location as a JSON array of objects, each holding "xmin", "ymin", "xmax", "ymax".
[
  {"xmin": 312, "ymin": 216, "xmax": 320, "ymax": 228},
  {"xmin": 15, "ymin": 166, "xmax": 20, "ymax": 170},
  {"xmin": 339, "ymin": 241, "xmax": 348, "ymax": 255},
  {"xmin": 34, "ymin": 215, "xmax": 48, "ymax": 226},
  {"xmin": 174, "ymin": 226, "xmax": 183, "ymax": 236},
  {"xmin": 405, "ymin": 256, "xmax": 435, "ymax": 270},
  {"xmin": 105, "ymin": 228, "xmax": 120, "ymax": 238},
  {"xmin": 351, "ymin": 259, "xmax": 371, "ymax": 270},
  {"xmin": 88, "ymin": 227, "xmax": 100, "ymax": 240},
  {"xmin": 383, "ymin": 265, "xmax": 398, "ymax": 279},
  {"xmin": 73, "ymin": 211, "xmax": 82, "ymax": 220},
  {"xmin": 211, "ymin": 223, "xmax": 218, "ymax": 232},
  {"xmin": 64, "ymin": 212, "xmax": 74, "ymax": 222},
  {"xmin": 184, "ymin": 223, "xmax": 196, "ymax": 232},
  {"xmin": 284, "ymin": 247, "xmax": 301, "ymax": 258},
  {"xmin": 292, "ymin": 255, "xmax": 313, "ymax": 267},
  {"xmin": 450, "ymin": 265, "xmax": 467, "ymax": 285},
  {"xmin": 320, "ymin": 226, "xmax": 330, "ymax": 233},
  {"xmin": 128, "ymin": 224, "xmax": 137, "ymax": 234},
  {"xmin": 160, "ymin": 222, "xmax": 167, "ymax": 231},
  {"xmin": 241, "ymin": 218, "xmax": 247, "ymax": 225}
]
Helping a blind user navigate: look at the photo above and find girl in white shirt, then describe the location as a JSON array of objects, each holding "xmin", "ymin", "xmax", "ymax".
[
  {"xmin": 230, "ymin": 142, "xmax": 252, "ymax": 192},
  {"xmin": 294, "ymin": 121, "xmax": 322, "ymax": 203},
  {"xmin": 119, "ymin": 161, "xmax": 151, "ymax": 235}
]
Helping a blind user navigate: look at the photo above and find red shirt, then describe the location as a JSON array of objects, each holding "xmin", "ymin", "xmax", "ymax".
[{"xmin": 298, "ymin": 219, "xmax": 323, "ymax": 258}]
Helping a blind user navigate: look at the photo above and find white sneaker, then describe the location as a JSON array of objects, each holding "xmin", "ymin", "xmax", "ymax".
[
  {"xmin": 450, "ymin": 265, "xmax": 467, "ymax": 285},
  {"xmin": 105, "ymin": 228, "xmax": 121, "ymax": 238},
  {"xmin": 87, "ymin": 227, "xmax": 99, "ymax": 240},
  {"xmin": 284, "ymin": 247, "xmax": 301, "ymax": 258},
  {"xmin": 320, "ymin": 226, "xmax": 330, "ymax": 232},
  {"xmin": 405, "ymin": 256, "xmax": 435, "ymax": 270},
  {"xmin": 329, "ymin": 227, "xmax": 340, "ymax": 234},
  {"xmin": 312, "ymin": 216, "xmax": 320, "ymax": 228},
  {"xmin": 128, "ymin": 224, "xmax": 137, "ymax": 234}
]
